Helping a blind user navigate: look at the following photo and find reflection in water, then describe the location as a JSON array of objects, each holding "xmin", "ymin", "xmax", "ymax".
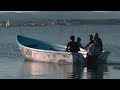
[
  {"xmin": 68, "ymin": 63, "xmax": 108, "ymax": 79},
  {"xmin": 23, "ymin": 60, "xmax": 73, "ymax": 79},
  {"xmin": 23, "ymin": 60, "xmax": 108, "ymax": 79},
  {"xmin": 69, "ymin": 63, "xmax": 86, "ymax": 79},
  {"xmin": 87, "ymin": 64, "xmax": 108, "ymax": 79}
]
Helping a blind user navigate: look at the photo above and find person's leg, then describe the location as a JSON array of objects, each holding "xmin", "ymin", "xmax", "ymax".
[{"xmin": 87, "ymin": 55, "xmax": 93, "ymax": 65}]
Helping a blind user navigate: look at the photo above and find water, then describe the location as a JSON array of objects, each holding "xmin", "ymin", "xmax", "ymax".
[{"xmin": 0, "ymin": 25, "xmax": 120, "ymax": 79}]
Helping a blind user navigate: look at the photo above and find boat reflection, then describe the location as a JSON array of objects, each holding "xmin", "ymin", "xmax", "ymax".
[
  {"xmin": 23, "ymin": 60, "xmax": 108, "ymax": 79},
  {"xmin": 87, "ymin": 64, "xmax": 108, "ymax": 79},
  {"xmin": 23, "ymin": 60, "xmax": 73, "ymax": 79},
  {"xmin": 69, "ymin": 63, "xmax": 86, "ymax": 79},
  {"xmin": 69, "ymin": 63, "xmax": 108, "ymax": 79}
]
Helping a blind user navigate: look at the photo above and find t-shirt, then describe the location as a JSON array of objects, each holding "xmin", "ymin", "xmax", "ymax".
[
  {"xmin": 66, "ymin": 41, "xmax": 79, "ymax": 52},
  {"xmin": 87, "ymin": 43, "xmax": 101, "ymax": 56},
  {"xmin": 77, "ymin": 42, "xmax": 83, "ymax": 49},
  {"xmin": 96, "ymin": 38, "xmax": 103, "ymax": 52}
]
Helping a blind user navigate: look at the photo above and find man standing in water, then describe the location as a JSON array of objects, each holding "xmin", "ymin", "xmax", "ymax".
[
  {"xmin": 84, "ymin": 35, "xmax": 94, "ymax": 49},
  {"xmin": 94, "ymin": 33, "xmax": 103, "ymax": 52},
  {"xmin": 86, "ymin": 33, "xmax": 102, "ymax": 65},
  {"xmin": 77, "ymin": 37, "xmax": 84, "ymax": 49},
  {"xmin": 66, "ymin": 35, "xmax": 84, "ymax": 63},
  {"xmin": 66, "ymin": 35, "xmax": 79, "ymax": 52}
]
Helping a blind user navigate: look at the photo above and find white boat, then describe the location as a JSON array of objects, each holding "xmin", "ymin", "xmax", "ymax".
[{"xmin": 6, "ymin": 19, "xmax": 10, "ymax": 28}]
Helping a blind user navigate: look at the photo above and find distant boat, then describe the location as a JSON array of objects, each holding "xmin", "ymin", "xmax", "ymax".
[
  {"xmin": 16, "ymin": 35, "xmax": 110, "ymax": 64},
  {"xmin": 6, "ymin": 19, "xmax": 10, "ymax": 28}
]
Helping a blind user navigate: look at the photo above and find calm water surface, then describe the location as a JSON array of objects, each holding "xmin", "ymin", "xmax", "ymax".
[{"xmin": 0, "ymin": 25, "xmax": 120, "ymax": 79}]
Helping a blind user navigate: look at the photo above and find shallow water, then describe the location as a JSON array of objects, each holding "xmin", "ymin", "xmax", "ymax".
[{"xmin": 0, "ymin": 25, "xmax": 120, "ymax": 79}]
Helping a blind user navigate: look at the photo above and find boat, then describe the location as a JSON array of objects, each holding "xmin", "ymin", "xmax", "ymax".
[
  {"xmin": 16, "ymin": 35, "xmax": 110, "ymax": 64},
  {"xmin": 6, "ymin": 19, "xmax": 10, "ymax": 28}
]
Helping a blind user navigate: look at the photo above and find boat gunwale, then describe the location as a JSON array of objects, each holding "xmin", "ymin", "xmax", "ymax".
[{"xmin": 16, "ymin": 35, "xmax": 74, "ymax": 55}]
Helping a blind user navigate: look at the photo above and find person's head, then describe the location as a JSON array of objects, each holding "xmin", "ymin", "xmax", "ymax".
[
  {"xmin": 93, "ymin": 35, "xmax": 97, "ymax": 42},
  {"xmin": 93, "ymin": 33, "xmax": 99, "ymax": 41},
  {"xmin": 94, "ymin": 33, "xmax": 99, "ymax": 38},
  {"xmin": 77, "ymin": 37, "xmax": 81, "ymax": 42},
  {"xmin": 89, "ymin": 35, "xmax": 93, "ymax": 40},
  {"xmin": 70, "ymin": 35, "xmax": 75, "ymax": 41}
]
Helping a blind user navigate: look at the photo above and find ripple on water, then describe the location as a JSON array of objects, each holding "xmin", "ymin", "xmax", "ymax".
[{"xmin": 0, "ymin": 43, "xmax": 23, "ymax": 62}]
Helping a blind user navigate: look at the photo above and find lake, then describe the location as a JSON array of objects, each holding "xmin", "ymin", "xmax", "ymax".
[{"xmin": 0, "ymin": 25, "xmax": 120, "ymax": 79}]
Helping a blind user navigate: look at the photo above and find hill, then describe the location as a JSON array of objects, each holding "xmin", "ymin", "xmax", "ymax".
[{"xmin": 0, "ymin": 11, "xmax": 120, "ymax": 26}]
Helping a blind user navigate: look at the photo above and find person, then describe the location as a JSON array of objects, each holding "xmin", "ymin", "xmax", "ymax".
[
  {"xmin": 66, "ymin": 35, "xmax": 79, "ymax": 52},
  {"xmin": 77, "ymin": 37, "xmax": 84, "ymax": 50},
  {"xmin": 93, "ymin": 33, "xmax": 103, "ymax": 52},
  {"xmin": 87, "ymin": 36, "xmax": 101, "ymax": 65},
  {"xmin": 84, "ymin": 35, "xmax": 94, "ymax": 49}
]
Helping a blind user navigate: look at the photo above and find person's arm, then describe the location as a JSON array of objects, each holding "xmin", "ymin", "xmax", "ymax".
[
  {"xmin": 100, "ymin": 39, "xmax": 103, "ymax": 51},
  {"xmin": 80, "ymin": 43, "xmax": 84, "ymax": 49},
  {"xmin": 98, "ymin": 38, "xmax": 103, "ymax": 51},
  {"xmin": 84, "ymin": 41, "xmax": 92, "ymax": 49},
  {"xmin": 88, "ymin": 44, "xmax": 95, "ymax": 56},
  {"xmin": 84, "ymin": 44, "xmax": 89, "ymax": 49},
  {"xmin": 66, "ymin": 42, "xmax": 70, "ymax": 52}
]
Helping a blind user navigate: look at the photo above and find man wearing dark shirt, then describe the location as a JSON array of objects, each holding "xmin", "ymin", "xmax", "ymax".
[
  {"xmin": 66, "ymin": 35, "xmax": 79, "ymax": 52},
  {"xmin": 94, "ymin": 33, "xmax": 103, "ymax": 52},
  {"xmin": 85, "ymin": 35, "xmax": 94, "ymax": 49},
  {"xmin": 77, "ymin": 37, "xmax": 84, "ymax": 49}
]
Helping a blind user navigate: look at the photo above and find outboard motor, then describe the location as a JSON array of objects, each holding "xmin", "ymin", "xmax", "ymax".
[{"xmin": 97, "ymin": 51, "xmax": 110, "ymax": 64}]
